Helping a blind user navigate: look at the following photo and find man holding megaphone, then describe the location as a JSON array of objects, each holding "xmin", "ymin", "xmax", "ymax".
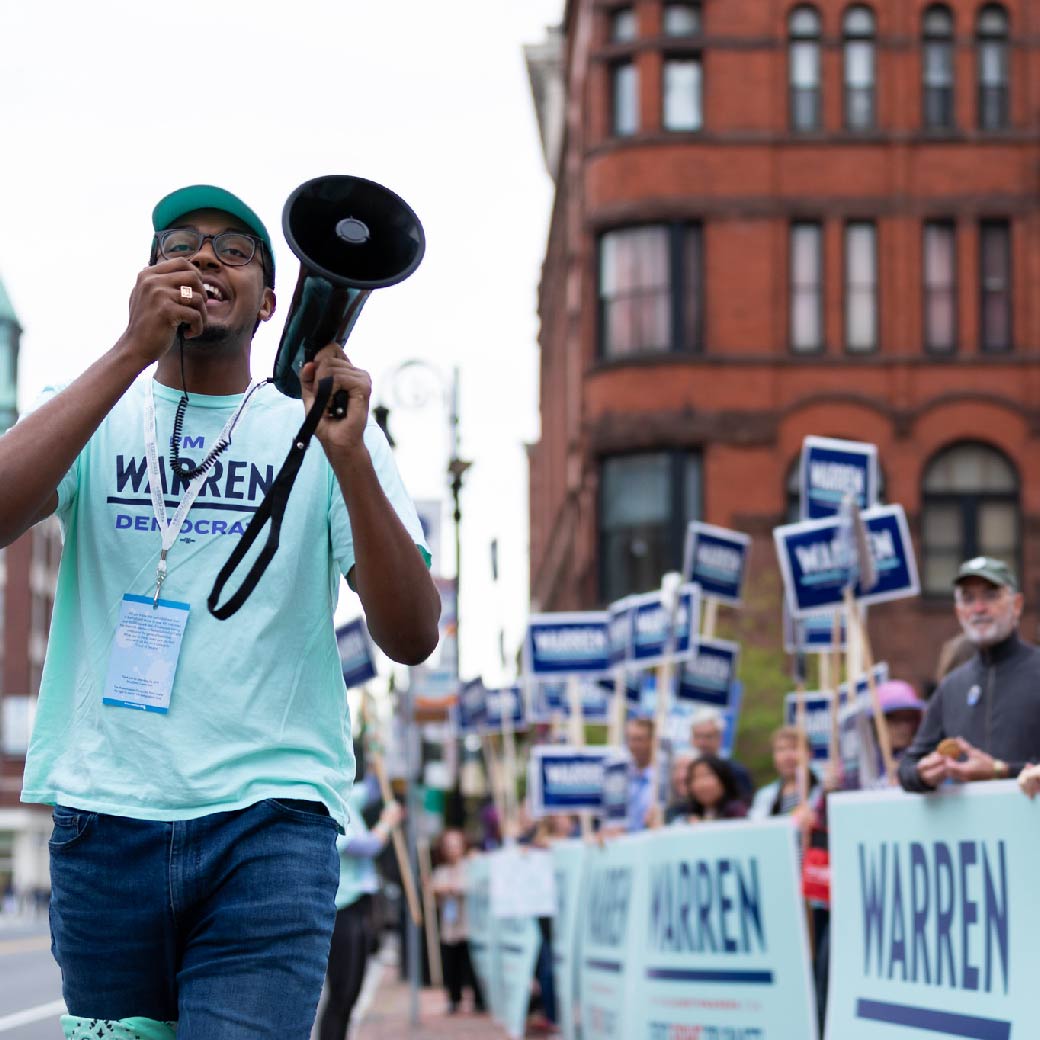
[{"xmin": 0, "ymin": 182, "xmax": 439, "ymax": 1039}]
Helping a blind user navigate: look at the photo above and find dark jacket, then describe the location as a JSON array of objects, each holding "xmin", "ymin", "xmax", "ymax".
[{"xmin": 898, "ymin": 631, "xmax": 1040, "ymax": 792}]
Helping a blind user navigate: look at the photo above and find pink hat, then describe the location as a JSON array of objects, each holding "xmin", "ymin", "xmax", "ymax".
[{"xmin": 875, "ymin": 680, "xmax": 924, "ymax": 715}]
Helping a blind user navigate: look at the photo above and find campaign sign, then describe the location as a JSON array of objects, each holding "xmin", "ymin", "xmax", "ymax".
[
  {"xmin": 491, "ymin": 846, "xmax": 556, "ymax": 919},
  {"xmin": 483, "ymin": 684, "xmax": 527, "ymax": 733},
  {"xmin": 719, "ymin": 680, "xmax": 743, "ymax": 758},
  {"xmin": 784, "ymin": 690, "xmax": 835, "ymax": 763},
  {"xmin": 578, "ymin": 820, "xmax": 818, "ymax": 1040},
  {"xmin": 800, "ymin": 435, "xmax": 879, "ymax": 520},
  {"xmin": 783, "ymin": 604, "xmax": 847, "ymax": 653},
  {"xmin": 529, "ymin": 679, "xmax": 611, "ymax": 724},
  {"xmin": 676, "ymin": 637, "xmax": 741, "ymax": 707},
  {"xmin": 466, "ymin": 855, "xmax": 502, "ymax": 1020},
  {"xmin": 552, "ymin": 840, "xmax": 587, "ymax": 1040},
  {"xmin": 629, "ymin": 583, "xmax": 700, "ymax": 668},
  {"xmin": 336, "ymin": 617, "xmax": 377, "ymax": 688},
  {"xmin": 455, "ymin": 677, "xmax": 487, "ymax": 734},
  {"xmin": 600, "ymin": 750, "xmax": 631, "ymax": 825},
  {"xmin": 528, "ymin": 745, "xmax": 609, "ymax": 817},
  {"xmin": 682, "ymin": 521, "xmax": 752, "ymax": 606},
  {"xmin": 839, "ymin": 661, "xmax": 890, "ymax": 712},
  {"xmin": 524, "ymin": 612, "xmax": 611, "ymax": 677},
  {"xmin": 774, "ymin": 504, "xmax": 919, "ymax": 617},
  {"xmin": 497, "ymin": 912, "xmax": 542, "ymax": 1039},
  {"xmin": 827, "ymin": 783, "xmax": 1035, "ymax": 1040},
  {"xmin": 608, "ymin": 596, "xmax": 634, "ymax": 669}
]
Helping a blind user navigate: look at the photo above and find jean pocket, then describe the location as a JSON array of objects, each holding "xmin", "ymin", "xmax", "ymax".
[
  {"xmin": 264, "ymin": 798, "xmax": 337, "ymax": 830},
  {"xmin": 49, "ymin": 806, "xmax": 97, "ymax": 850}
]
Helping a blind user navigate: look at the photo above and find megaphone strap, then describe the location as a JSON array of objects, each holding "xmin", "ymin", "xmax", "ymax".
[{"xmin": 206, "ymin": 377, "xmax": 334, "ymax": 620}]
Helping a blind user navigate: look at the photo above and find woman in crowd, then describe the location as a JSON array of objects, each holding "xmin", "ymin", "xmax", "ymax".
[
  {"xmin": 749, "ymin": 725, "xmax": 819, "ymax": 822},
  {"xmin": 676, "ymin": 755, "xmax": 747, "ymax": 823}
]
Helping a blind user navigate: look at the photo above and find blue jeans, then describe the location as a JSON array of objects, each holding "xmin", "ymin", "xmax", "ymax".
[{"xmin": 49, "ymin": 799, "xmax": 340, "ymax": 1039}]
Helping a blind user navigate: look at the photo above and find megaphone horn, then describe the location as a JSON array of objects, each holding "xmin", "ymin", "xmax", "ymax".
[{"xmin": 272, "ymin": 174, "xmax": 426, "ymax": 411}]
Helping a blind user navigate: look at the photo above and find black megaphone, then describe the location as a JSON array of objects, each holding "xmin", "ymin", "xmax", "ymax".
[{"xmin": 272, "ymin": 174, "xmax": 426, "ymax": 415}]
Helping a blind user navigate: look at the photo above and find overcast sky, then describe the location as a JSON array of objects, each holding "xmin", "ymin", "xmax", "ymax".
[{"xmin": 0, "ymin": 0, "xmax": 564, "ymax": 687}]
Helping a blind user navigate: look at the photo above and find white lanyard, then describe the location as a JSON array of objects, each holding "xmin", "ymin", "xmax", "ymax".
[{"xmin": 143, "ymin": 379, "xmax": 261, "ymax": 606}]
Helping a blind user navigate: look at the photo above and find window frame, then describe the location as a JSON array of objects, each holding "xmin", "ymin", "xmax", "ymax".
[
  {"xmin": 844, "ymin": 220, "xmax": 879, "ymax": 354},
  {"xmin": 789, "ymin": 221, "xmax": 825, "ymax": 354},
  {"xmin": 597, "ymin": 449, "xmax": 703, "ymax": 604},
  {"xmin": 611, "ymin": 59, "xmax": 640, "ymax": 137},
  {"xmin": 922, "ymin": 4, "xmax": 956, "ymax": 132},
  {"xmin": 597, "ymin": 223, "xmax": 704, "ymax": 359},
  {"xmin": 661, "ymin": 54, "xmax": 703, "ymax": 132},
  {"xmin": 979, "ymin": 219, "xmax": 1012, "ymax": 353},
  {"xmin": 789, "ymin": 6, "xmax": 823, "ymax": 133},
  {"xmin": 843, "ymin": 5, "xmax": 877, "ymax": 131},
  {"xmin": 976, "ymin": 4, "xmax": 1010, "ymax": 131},
  {"xmin": 920, "ymin": 442, "xmax": 1020, "ymax": 598},
  {"xmin": 922, "ymin": 219, "xmax": 958, "ymax": 354}
]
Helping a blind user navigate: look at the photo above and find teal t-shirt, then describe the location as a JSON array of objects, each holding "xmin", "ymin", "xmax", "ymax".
[{"xmin": 20, "ymin": 376, "xmax": 427, "ymax": 830}]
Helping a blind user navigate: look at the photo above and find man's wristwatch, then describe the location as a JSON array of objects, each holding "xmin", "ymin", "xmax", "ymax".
[{"xmin": 992, "ymin": 759, "xmax": 1009, "ymax": 779}]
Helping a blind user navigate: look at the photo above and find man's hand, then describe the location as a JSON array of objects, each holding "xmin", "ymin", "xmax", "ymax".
[
  {"xmin": 916, "ymin": 750, "xmax": 951, "ymax": 788},
  {"xmin": 379, "ymin": 801, "xmax": 405, "ymax": 831},
  {"xmin": 121, "ymin": 260, "xmax": 208, "ymax": 365},
  {"xmin": 944, "ymin": 738, "xmax": 998, "ymax": 783},
  {"xmin": 299, "ymin": 344, "xmax": 371, "ymax": 456},
  {"xmin": 1018, "ymin": 763, "xmax": 1040, "ymax": 798}
]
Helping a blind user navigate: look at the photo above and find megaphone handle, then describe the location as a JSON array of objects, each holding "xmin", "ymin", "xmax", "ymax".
[{"xmin": 330, "ymin": 388, "xmax": 348, "ymax": 420}]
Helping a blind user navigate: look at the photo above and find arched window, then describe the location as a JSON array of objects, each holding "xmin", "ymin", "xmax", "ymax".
[
  {"xmin": 977, "ymin": 5, "xmax": 1009, "ymax": 130},
  {"xmin": 921, "ymin": 442, "xmax": 1019, "ymax": 595},
  {"xmin": 922, "ymin": 5, "xmax": 956, "ymax": 131},
  {"xmin": 844, "ymin": 6, "xmax": 876, "ymax": 130},
  {"xmin": 789, "ymin": 6, "xmax": 822, "ymax": 132}
]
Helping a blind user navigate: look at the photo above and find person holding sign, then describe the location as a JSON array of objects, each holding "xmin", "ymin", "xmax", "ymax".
[
  {"xmin": 690, "ymin": 707, "xmax": 753, "ymax": 804},
  {"xmin": 748, "ymin": 726, "xmax": 818, "ymax": 823},
  {"xmin": 4, "ymin": 186, "xmax": 439, "ymax": 1039},
  {"xmin": 899, "ymin": 557, "xmax": 1040, "ymax": 792},
  {"xmin": 625, "ymin": 717, "xmax": 656, "ymax": 832},
  {"xmin": 676, "ymin": 756, "xmax": 748, "ymax": 823}
]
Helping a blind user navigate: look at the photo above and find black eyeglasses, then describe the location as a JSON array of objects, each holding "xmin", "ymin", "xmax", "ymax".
[{"xmin": 154, "ymin": 228, "xmax": 264, "ymax": 267}]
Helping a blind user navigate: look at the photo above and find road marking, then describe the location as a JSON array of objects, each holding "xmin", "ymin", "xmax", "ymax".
[
  {"xmin": 0, "ymin": 934, "xmax": 51, "ymax": 956},
  {"xmin": 0, "ymin": 998, "xmax": 67, "ymax": 1033}
]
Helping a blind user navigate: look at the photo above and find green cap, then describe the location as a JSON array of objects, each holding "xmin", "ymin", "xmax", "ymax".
[
  {"xmin": 151, "ymin": 184, "xmax": 274, "ymax": 276},
  {"xmin": 954, "ymin": 556, "xmax": 1018, "ymax": 591}
]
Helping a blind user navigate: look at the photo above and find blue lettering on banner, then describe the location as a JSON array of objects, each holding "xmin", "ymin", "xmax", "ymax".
[
  {"xmin": 648, "ymin": 858, "xmax": 765, "ymax": 957},
  {"xmin": 858, "ymin": 841, "xmax": 1009, "ymax": 994},
  {"xmin": 586, "ymin": 867, "xmax": 632, "ymax": 947},
  {"xmin": 855, "ymin": 999, "xmax": 1010, "ymax": 1040},
  {"xmin": 182, "ymin": 435, "xmax": 205, "ymax": 450}
]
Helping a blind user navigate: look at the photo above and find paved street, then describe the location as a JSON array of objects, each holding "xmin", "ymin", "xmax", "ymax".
[
  {"xmin": 0, "ymin": 918, "xmax": 515, "ymax": 1040},
  {"xmin": 0, "ymin": 914, "xmax": 64, "ymax": 1039}
]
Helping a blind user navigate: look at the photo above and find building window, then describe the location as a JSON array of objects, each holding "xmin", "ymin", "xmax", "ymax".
[
  {"xmin": 663, "ymin": 57, "xmax": 702, "ymax": 131},
  {"xmin": 598, "ymin": 224, "xmax": 702, "ymax": 357},
  {"xmin": 921, "ymin": 442, "xmax": 1019, "ymax": 595},
  {"xmin": 979, "ymin": 220, "xmax": 1011, "ymax": 352},
  {"xmin": 663, "ymin": 3, "xmax": 700, "ymax": 36},
  {"xmin": 612, "ymin": 61, "xmax": 640, "ymax": 136},
  {"xmin": 789, "ymin": 6, "xmax": 822, "ymax": 132},
  {"xmin": 611, "ymin": 7, "xmax": 638, "ymax": 42},
  {"xmin": 599, "ymin": 451, "xmax": 702, "ymax": 602},
  {"xmin": 844, "ymin": 6, "xmax": 876, "ymax": 130},
  {"xmin": 923, "ymin": 221, "xmax": 957, "ymax": 353},
  {"xmin": 977, "ymin": 5, "xmax": 1009, "ymax": 130},
  {"xmin": 923, "ymin": 5, "xmax": 955, "ymax": 131},
  {"xmin": 845, "ymin": 221, "xmax": 878, "ymax": 352},
  {"xmin": 790, "ymin": 222, "xmax": 823, "ymax": 353}
]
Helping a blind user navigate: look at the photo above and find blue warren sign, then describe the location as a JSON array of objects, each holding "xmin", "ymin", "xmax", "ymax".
[
  {"xmin": 578, "ymin": 821, "xmax": 818, "ymax": 1040},
  {"xmin": 774, "ymin": 505, "xmax": 919, "ymax": 617},
  {"xmin": 528, "ymin": 679, "xmax": 612, "ymax": 724},
  {"xmin": 783, "ymin": 604, "xmax": 847, "ymax": 653},
  {"xmin": 484, "ymin": 684, "xmax": 527, "ymax": 732},
  {"xmin": 336, "ymin": 617, "xmax": 377, "ymax": 688},
  {"xmin": 784, "ymin": 691, "xmax": 835, "ymax": 763},
  {"xmin": 529, "ymin": 746, "xmax": 610, "ymax": 816},
  {"xmin": 524, "ymin": 612, "xmax": 611, "ymax": 677},
  {"xmin": 677, "ymin": 637, "xmax": 741, "ymax": 707},
  {"xmin": 683, "ymin": 522, "xmax": 751, "ymax": 606},
  {"xmin": 629, "ymin": 584, "xmax": 700, "ymax": 668},
  {"xmin": 455, "ymin": 677, "xmax": 487, "ymax": 733},
  {"xmin": 827, "ymin": 783, "xmax": 1032, "ymax": 1040},
  {"xmin": 800, "ymin": 435, "xmax": 879, "ymax": 520},
  {"xmin": 608, "ymin": 597, "xmax": 633, "ymax": 668}
]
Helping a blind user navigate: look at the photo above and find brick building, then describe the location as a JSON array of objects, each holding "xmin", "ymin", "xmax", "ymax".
[
  {"xmin": 526, "ymin": 0, "xmax": 1040, "ymax": 718},
  {"xmin": 0, "ymin": 275, "xmax": 61, "ymax": 906}
]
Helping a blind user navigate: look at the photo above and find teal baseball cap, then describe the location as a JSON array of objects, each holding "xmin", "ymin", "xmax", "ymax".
[
  {"xmin": 151, "ymin": 184, "xmax": 275, "ymax": 277},
  {"xmin": 954, "ymin": 556, "xmax": 1018, "ymax": 591}
]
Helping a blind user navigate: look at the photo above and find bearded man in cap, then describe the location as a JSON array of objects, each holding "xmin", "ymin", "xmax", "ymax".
[
  {"xmin": 0, "ymin": 186, "xmax": 440, "ymax": 1038},
  {"xmin": 899, "ymin": 556, "xmax": 1040, "ymax": 793}
]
